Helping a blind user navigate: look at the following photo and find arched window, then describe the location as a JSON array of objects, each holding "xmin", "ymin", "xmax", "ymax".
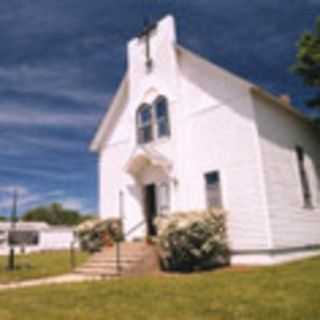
[
  {"xmin": 136, "ymin": 103, "xmax": 153, "ymax": 144},
  {"xmin": 136, "ymin": 95, "xmax": 170, "ymax": 145},
  {"xmin": 154, "ymin": 96, "xmax": 170, "ymax": 138}
]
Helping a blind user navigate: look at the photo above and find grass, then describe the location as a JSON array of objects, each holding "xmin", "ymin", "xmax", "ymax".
[
  {"xmin": 0, "ymin": 250, "xmax": 88, "ymax": 284},
  {"xmin": 0, "ymin": 256, "xmax": 319, "ymax": 319}
]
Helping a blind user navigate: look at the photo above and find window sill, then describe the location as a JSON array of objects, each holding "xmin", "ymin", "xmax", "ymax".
[{"xmin": 137, "ymin": 136, "xmax": 171, "ymax": 148}]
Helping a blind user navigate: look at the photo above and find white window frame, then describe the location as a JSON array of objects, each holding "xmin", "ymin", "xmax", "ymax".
[
  {"xmin": 154, "ymin": 96, "xmax": 170, "ymax": 139},
  {"xmin": 204, "ymin": 170, "xmax": 223, "ymax": 209},
  {"xmin": 136, "ymin": 95, "xmax": 170, "ymax": 145},
  {"xmin": 136, "ymin": 104, "xmax": 153, "ymax": 144}
]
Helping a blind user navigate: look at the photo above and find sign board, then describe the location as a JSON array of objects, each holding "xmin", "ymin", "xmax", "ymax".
[{"xmin": 8, "ymin": 230, "xmax": 39, "ymax": 246}]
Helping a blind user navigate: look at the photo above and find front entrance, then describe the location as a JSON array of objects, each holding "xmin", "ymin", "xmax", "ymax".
[{"xmin": 144, "ymin": 184, "xmax": 157, "ymax": 236}]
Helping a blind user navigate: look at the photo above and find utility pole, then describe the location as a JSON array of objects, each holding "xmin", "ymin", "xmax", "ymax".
[{"xmin": 7, "ymin": 189, "xmax": 18, "ymax": 271}]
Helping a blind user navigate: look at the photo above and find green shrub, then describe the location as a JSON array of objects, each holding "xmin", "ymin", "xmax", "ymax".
[
  {"xmin": 76, "ymin": 218, "xmax": 123, "ymax": 253},
  {"xmin": 156, "ymin": 209, "xmax": 229, "ymax": 272}
]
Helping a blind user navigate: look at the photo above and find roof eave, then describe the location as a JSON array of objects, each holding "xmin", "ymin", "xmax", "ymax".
[
  {"xmin": 89, "ymin": 73, "xmax": 128, "ymax": 152},
  {"xmin": 175, "ymin": 45, "xmax": 253, "ymax": 89},
  {"xmin": 89, "ymin": 117, "xmax": 111, "ymax": 152},
  {"xmin": 250, "ymin": 86, "xmax": 312, "ymax": 125}
]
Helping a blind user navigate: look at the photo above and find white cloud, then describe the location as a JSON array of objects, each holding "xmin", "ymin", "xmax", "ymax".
[
  {"xmin": 60, "ymin": 198, "xmax": 85, "ymax": 211},
  {"xmin": 0, "ymin": 185, "xmax": 29, "ymax": 196},
  {"xmin": 0, "ymin": 185, "xmax": 40, "ymax": 211},
  {"xmin": 0, "ymin": 183, "xmax": 91, "ymax": 216},
  {"xmin": 0, "ymin": 103, "xmax": 100, "ymax": 128},
  {"xmin": 0, "ymin": 184, "xmax": 68, "ymax": 211},
  {"xmin": 0, "ymin": 65, "xmax": 109, "ymax": 106},
  {"xmin": 57, "ymin": 87, "xmax": 110, "ymax": 107},
  {"xmin": 0, "ymin": 135, "xmax": 85, "ymax": 156}
]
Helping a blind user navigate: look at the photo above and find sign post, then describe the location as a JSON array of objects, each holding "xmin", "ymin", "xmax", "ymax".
[
  {"xmin": 70, "ymin": 240, "xmax": 76, "ymax": 269},
  {"xmin": 7, "ymin": 189, "xmax": 18, "ymax": 271}
]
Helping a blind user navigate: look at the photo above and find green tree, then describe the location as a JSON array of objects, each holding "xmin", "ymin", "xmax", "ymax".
[
  {"xmin": 22, "ymin": 203, "xmax": 90, "ymax": 226},
  {"xmin": 292, "ymin": 17, "xmax": 320, "ymax": 114}
]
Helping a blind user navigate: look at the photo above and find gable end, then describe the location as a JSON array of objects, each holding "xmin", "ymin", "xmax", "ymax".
[{"xmin": 90, "ymin": 74, "xmax": 128, "ymax": 152}]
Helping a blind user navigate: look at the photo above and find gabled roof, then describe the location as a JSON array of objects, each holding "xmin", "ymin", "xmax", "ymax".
[
  {"xmin": 90, "ymin": 43, "xmax": 314, "ymax": 152},
  {"xmin": 250, "ymin": 86, "xmax": 314, "ymax": 125},
  {"xmin": 176, "ymin": 45, "xmax": 252, "ymax": 90},
  {"xmin": 177, "ymin": 45, "xmax": 313, "ymax": 126},
  {"xmin": 90, "ymin": 74, "xmax": 128, "ymax": 152}
]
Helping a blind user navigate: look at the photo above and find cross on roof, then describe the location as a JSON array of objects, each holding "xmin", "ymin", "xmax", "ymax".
[{"xmin": 138, "ymin": 19, "xmax": 158, "ymax": 72}]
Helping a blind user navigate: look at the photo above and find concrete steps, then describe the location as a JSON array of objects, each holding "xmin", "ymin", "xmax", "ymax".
[{"xmin": 74, "ymin": 242, "xmax": 158, "ymax": 278}]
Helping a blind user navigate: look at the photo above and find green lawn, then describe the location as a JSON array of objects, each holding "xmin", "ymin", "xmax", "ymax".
[
  {"xmin": 0, "ymin": 256, "xmax": 319, "ymax": 320},
  {"xmin": 0, "ymin": 250, "xmax": 88, "ymax": 284}
]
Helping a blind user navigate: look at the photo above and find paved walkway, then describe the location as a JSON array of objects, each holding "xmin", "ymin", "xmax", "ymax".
[{"xmin": 0, "ymin": 273, "xmax": 103, "ymax": 291}]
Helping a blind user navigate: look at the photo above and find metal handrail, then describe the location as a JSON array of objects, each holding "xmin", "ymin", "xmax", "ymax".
[
  {"xmin": 115, "ymin": 219, "xmax": 146, "ymax": 274},
  {"xmin": 124, "ymin": 220, "xmax": 146, "ymax": 238}
]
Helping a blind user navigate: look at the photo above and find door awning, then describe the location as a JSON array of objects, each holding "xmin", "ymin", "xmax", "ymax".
[{"xmin": 124, "ymin": 146, "xmax": 172, "ymax": 177}]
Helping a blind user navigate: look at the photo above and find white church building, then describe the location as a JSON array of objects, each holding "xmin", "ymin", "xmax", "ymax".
[{"xmin": 91, "ymin": 15, "xmax": 320, "ymax": 265}]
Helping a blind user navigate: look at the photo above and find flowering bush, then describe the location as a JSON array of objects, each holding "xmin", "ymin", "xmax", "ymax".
[
  {"xmin": 156, "ymin": 209, "xmax": 229, "ymax": 272},
  {"xmin": 76, "ymin": 218, "xmax": 123, "ymax": 253}
]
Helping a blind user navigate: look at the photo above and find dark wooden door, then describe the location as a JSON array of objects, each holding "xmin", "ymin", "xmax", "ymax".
[{"xmin": 144, "ymin": 184, "xmax": 157, "ymax": 236}]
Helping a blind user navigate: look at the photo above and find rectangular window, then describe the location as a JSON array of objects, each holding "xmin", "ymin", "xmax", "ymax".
[
  {"xmin": 295, "ymin": 146, "xmax": 312, "ymax": 208},
  {"xmin": 205, "ymin": 171, "xmax": 222, "ymax": 209},
  {"xmin": 158, "ymin": 182, "xmax": 170, "ymax": 212}
]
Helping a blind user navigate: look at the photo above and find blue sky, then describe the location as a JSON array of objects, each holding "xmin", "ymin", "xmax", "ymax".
[{"xmin": 0, "ymin": 1, "xmax": 319, "ymax": 217}]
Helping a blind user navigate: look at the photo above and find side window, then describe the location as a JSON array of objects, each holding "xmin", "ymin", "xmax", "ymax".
[
  {"xmin": 205, "ymin": 171, "xmax": 223, "ymax": 209},
  {"xmin": 158, "ymin": 182, "xmax": 170, "ymax": 212},
  {"xmin": 136, "ymin": 104, "xmax": 153, "ymax": 144},
  {"xmin": 154, "ymin": 96, "xmax": 170, "ymax": 138},
  {"xmin": 295, "ymin": 146, "xmax": 313, "ymax": 208}
]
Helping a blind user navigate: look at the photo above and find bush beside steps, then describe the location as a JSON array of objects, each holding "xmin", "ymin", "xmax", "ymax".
[{"xmin": 156, "ymin": 209, "xmax": 229, "ymax": 272}]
